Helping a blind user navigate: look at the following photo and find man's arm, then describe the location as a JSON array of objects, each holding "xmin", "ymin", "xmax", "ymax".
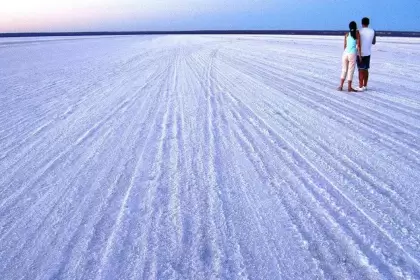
[{"xmin": 373, "ymin": 30, "xmax": 376, "ymax": 45}]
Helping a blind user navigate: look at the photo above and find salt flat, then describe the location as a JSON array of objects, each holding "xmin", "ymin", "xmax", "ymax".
[{"xmin": 1, "ymin": 35, "xmax": 420, "ymax": 279}]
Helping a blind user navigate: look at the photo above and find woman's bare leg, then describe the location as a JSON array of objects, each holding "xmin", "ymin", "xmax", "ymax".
[
  {"xmin": 348, "ymin": 81, "xmax": 358, "ymax": 92},
  {"xmin": 338, "ymin": 78, "xmax": 345, "ymax": 90},
  {"xmin": 339, "ymin": 53, "xmax": 348, "ymax": 91}
]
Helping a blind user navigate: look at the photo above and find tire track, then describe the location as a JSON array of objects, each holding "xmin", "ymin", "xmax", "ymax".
[
  {"xmin": 138, "ymin": 58, "xmax": 175, "ymax": 280},
  {"xmin": 0, "ymin": 59, "xmax": 171, "ymax": 211},
  {"xmin": 0, "ymin": 57, "xmax": 172, "ymax": 277},
  {"xmin": 220, "ymin": 51, "xmax": 420, "ymax": 149},
  {"xmin": 221, "ymin": 84, "xmax": 420, "ymax": 278},
  {"xmin": 204, "ymin": 50, "xmax": 288, "ymax": 279},
  {"xmin": 31, "ymin": 72, "xmax": 164, "ymax": 280},
  {"xmin": 92, "ymin": 53, "xmax": 174, "ymax": 280},
  {"xmin": 218, "ymin": 52, "xmax": 420, "ymax": 167},
  {"xmin": 0, "ymin": 46, "xmax": 166, "ymax": 167}
]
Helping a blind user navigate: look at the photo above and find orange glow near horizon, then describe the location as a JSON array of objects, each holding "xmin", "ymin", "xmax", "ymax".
[
  {"xmin": 0, "ymin": 0, "xmax": 244, "ymax": 32},
  {"xmin": 1, "ymin": 13, "xmax": 104, "ymax": 33},
  {"xmin": 0, "ymin": 0, "xmax": 124, "ymax": 32}
]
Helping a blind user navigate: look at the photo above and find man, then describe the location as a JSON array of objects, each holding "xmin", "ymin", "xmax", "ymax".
[{"xmin": 357, "ymin": 17, "xmax": 376, "ymax": 91}]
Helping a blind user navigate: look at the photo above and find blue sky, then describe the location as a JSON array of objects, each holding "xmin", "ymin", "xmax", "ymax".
[{"xmin": 1, "ymin": 0, "xmax": 419, "ymax": 32}]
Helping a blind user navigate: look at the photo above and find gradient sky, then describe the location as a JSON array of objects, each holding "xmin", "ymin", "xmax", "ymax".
[{"xmin": 1, "ymin": 0, "xmax": 419, "ymax": 32}]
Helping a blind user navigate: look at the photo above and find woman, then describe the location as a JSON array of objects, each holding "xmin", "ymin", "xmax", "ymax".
[{"xmin": 338, "ymin": 21, "xmax": 362, "ymax": 92}]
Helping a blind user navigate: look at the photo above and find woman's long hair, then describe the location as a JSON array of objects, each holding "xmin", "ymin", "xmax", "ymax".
[{"xmin": 349, "ymin": 21, "xmax": 357, "ymax": 40}]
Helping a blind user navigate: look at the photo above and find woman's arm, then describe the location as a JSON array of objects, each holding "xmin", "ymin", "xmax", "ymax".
[
  {"xmin": 344, "ymin": 33, "xmax": 347, "ymax": 50},
  {"xmin": 357, "ymin": 31, "xmax": 362, "ymax": 56}
]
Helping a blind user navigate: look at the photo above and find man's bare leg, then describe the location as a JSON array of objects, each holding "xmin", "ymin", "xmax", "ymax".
[
  {"xmin": 358, "ymin": 70, "xmax": 364, "ymax": 88},
  {"xmin": 364, "ymin": 70, "xmax": 369, "ymax": 87}
]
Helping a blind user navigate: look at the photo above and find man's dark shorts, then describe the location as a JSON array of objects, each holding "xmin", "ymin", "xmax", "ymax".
[{"xmin": 357, "ymin": 55, "xmax": 371, "ymax": 70}]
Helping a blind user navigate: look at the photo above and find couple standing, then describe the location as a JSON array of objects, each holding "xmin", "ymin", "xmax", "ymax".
[{"xmin": 338, "ymin": 17, "xmax": 376, "ymax": 92}]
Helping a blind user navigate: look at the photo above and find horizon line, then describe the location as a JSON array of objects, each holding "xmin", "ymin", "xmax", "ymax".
[{"xmin": 1, "ymin": 29, "xmax": 420, "ymax": 38}]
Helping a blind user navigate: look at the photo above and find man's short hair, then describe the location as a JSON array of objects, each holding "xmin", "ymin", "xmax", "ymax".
[{"xmin": 362, "ymin": 17, "xmax": 370, "ymax": 26}]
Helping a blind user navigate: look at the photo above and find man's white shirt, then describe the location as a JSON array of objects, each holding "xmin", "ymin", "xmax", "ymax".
[{"xmin": 359, "ymin": 27, "xmax": 375, "ymax": 56}]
